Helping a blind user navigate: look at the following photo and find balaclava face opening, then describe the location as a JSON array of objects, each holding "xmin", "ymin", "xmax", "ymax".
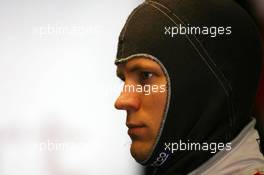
[{"xmin": 115, "ymin": 0, "xmax": 263, "ymax": 174}]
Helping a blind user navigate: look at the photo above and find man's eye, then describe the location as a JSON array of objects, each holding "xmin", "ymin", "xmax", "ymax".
[{"xmin": 140, "ymin": 71, "xmax": 153, "ymax": 81}]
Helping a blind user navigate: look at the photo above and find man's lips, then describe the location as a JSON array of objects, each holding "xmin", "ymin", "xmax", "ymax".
[{"xmin": 126, "ymin": 123, "xmax": 146, "ymax": 136}]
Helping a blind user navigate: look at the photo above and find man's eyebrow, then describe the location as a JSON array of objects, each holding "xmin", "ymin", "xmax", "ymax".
[
  {"xmin": 116, "ymin": 61, "xmax": 161, "ymax": 78},
  {"xmin": 127, "ymin": 63, "xmax": 159, "ymax": 73},
  {"xmin": 116, "ymin": 64, "xmax": 148, "ymax": 77}
]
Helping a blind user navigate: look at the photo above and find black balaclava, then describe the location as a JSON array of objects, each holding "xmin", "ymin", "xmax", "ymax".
[{"xmin": 115, "ymin": 0, "xmax": 263, "ymax": 174}]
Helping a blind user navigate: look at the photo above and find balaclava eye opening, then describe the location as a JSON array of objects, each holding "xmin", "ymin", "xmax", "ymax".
[{"xmin": 115, "ymin": 0, "xmax": 263, "ymax": 174}]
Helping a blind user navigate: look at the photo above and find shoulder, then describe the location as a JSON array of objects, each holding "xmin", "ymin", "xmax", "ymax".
[{"xmin": 190, "ymin": 119, "xmax": 264, "ymax": 175}]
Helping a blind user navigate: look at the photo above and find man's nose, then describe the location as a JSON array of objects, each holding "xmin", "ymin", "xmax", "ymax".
[{"xmin": 114, "ymin": 88, "xmax": 141, "ymax": 112}]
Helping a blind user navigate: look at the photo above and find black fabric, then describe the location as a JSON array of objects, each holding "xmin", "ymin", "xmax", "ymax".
[
  {"xmin": 255, "ymin": 117, "xmax": 264, "ymax": 154},
  {"xmin": 115, "ymin": 0, "xmax": 263, "ymax": 174}
]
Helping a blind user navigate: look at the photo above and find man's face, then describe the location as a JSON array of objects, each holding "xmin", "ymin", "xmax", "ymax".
[{"xmin": 114, "ymin": 57, "xmax": 167, "ymax": 162}]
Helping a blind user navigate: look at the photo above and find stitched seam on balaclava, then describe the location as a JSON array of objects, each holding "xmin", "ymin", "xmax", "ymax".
[
  {"xmin": 146, "ymin": 1, "xmax": 236, "ymax": 139},
  {"xmin": 148, "ymin": 0, "xmax": 237, "ymax": 140},
  {"xmin": 119, "ymin": 3, "xmax": 146, "ymax": 58}
]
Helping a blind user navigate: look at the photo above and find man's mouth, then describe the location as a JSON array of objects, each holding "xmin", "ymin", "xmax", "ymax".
[{"xmin": 126, "ymin": 123, "xmax": 146, "ymax": 136}]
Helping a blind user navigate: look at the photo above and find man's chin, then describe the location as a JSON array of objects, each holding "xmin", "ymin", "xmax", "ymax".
[{"xmin": 130, "ymin": 140, "xmax": 152, "ymax": 163}]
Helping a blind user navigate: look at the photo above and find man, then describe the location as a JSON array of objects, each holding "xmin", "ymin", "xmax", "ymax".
[{"xmin": 114, "ymin": 0, "xmax": 264, "ymax": 174}]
